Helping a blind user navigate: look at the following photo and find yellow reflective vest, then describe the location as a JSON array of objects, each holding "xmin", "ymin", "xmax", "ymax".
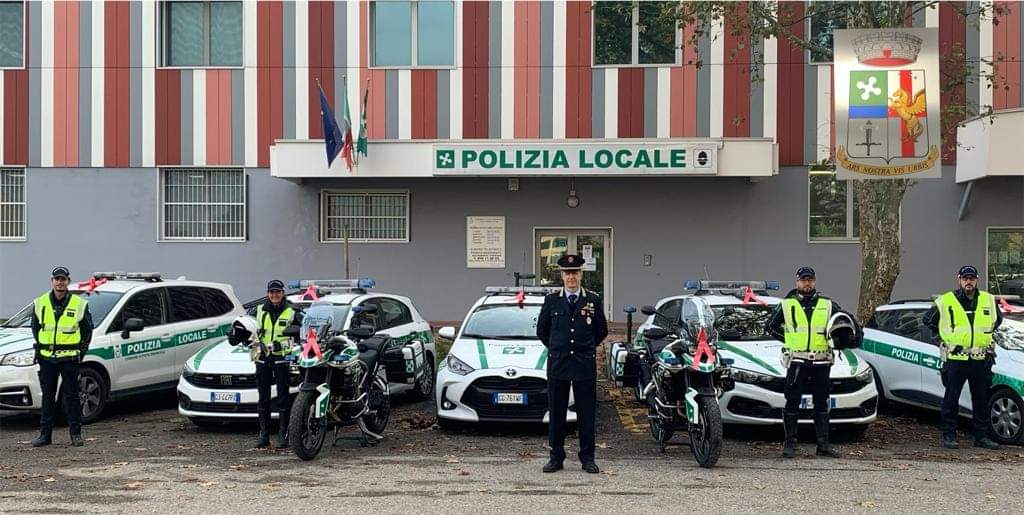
[
  {"xmin": 781, "ymin": 297, "xmax": 833, "ymax": 353},
  {"xmin": 256, "ymin": 304, "xmax": 296, "ymax": 355},
  {"xmin": 935, "ymin": 291, "xmax": 996, "ymax": 361},
  {"xmin": 34, "ymin": 293, "xmax": 88, "ymax": 360}
]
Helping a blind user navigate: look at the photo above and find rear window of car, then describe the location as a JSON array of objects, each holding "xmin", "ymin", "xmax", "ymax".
[
  {"xmin": 711, "ymin": 304, "xmax": 774, "ymax": 341},
  {"xmin": 202, "ymin": 287, "xmax": 235, "ymax": 317},
  {"xmin": 168, "ymin": 287, "xmax": 209, "ymax": 323}
]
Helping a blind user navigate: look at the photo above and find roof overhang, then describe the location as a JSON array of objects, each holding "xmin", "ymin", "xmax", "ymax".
[
  {"xmin": 956, "ymin": 108, "xmax": 1024, "ymax": 183},
  {"xmin": 270, "ymin": 138, "xmax": 778, "ymax": 180}
]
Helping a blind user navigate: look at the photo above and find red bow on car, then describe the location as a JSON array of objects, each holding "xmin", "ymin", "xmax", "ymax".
[{"xmin": 76, "ymin": 277, "xmax": 108, "ymax": 294}]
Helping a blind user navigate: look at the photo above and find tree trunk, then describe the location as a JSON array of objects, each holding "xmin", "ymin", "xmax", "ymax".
[{"xmin": 854, "ymin": 179, "xmax": 910, "ymax": 322}]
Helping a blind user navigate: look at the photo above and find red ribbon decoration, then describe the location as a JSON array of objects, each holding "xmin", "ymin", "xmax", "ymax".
[
  {"xmin": 302, "ymin": 285, "xmax": 319, "ymax": 301},
  {"xmin": 302, "ymin": 327, "xmax": 323, "ymax": 360},
  {"xmin": 741, "ymin": 286, "xmax": 766, "ymax": 306},
  {"xmin": 76, "ymin": 277, "xmax": 108, "ymax": 294},
  {"xmin": 999, "ymin": 298, "xmax": 1024, "ymax": 313},
  {"xmin": 691, "ymin": 327, "xmax": 716, "ymax": 370},
  {"xmin": 514, "ymin": 290, "xmax": 526, "ymax": 307}
]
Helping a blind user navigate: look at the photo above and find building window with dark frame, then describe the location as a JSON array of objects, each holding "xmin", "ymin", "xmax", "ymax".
[
  {"xmin": 160, "ymin": 168, "xmax": 246, "ymax": 241},
  {"xmin": 593, "ymin": 1, "xmax": 678, "ymax": 67},
  {"xmin": 988, "ymin": 228, "xmax": 1024, "ymax": 296},
  {"xmin": 808, "ymin": 168, "xmax": 860, "ymax": 241},
  {"xmin": 808, "ymin": 3, "xmax": 847, "ymax": 64},
  {"xmin": 159, "ymin": 0, "xmax": 242, "ymax": 68},
  {"xmin": 0, "ymin": 168, "xmax": 25, "ymax": 241},
  {"xmin": 320, "ymin": 190, "xmax": 410, "ymax": 243},
  {"xmin": 0, "ymin": 1, "xmax": 25, "ymax": 69},
  {"xmin": 371, "ymin": 1, "xmax": 455, "ymax": 68}
]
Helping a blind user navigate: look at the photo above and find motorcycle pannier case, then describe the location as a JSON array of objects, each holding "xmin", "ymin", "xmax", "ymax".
[
  {"xmin": 383, "ymin": 339, "xmax": 427, "ymax": 384},
  {"xmin": 607, "ymin": 341, "xmax": 640, "ymax": 387}
]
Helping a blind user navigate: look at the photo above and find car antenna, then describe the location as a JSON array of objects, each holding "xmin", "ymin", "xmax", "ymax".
[{"xmin": 703, "ymin": 264, "xmax": 711, "ymax": 281}]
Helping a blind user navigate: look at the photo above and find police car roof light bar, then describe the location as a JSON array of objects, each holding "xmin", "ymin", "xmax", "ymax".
[
  {"xmin": 683, "ymin": 280, "xmax": 780, "ymax": 292},
  {"xmin": 484, "ymin": 286, "xmax": 561, "ymax": 295},
  {"xmin": 93, "ymin": 272, "xmax": 163, "ymax": 282},
  {"xmin": 287, "ymin": 278, "xmax": 376, "ymax": 290}
]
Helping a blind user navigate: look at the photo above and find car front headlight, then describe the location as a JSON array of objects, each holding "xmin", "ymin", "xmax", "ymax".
[
  {"xmin": 730, "ymin": 368, "xmax": 777, "ymax": 386},
  {"xmin": 854, "ymin": 366, "xmax": 874, "ymax": 384},
  {"xmin": 0, "ymin": 349, "xmax": 35, "ymax": 367},
  {"xmin": 446, "ymin": 354, "xmax": 475, "ymax": 376}
]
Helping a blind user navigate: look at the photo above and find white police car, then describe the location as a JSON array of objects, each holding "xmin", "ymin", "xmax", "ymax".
[
  {"xmin": 177, "ymin": 279, "xmax": 436, "ymax": 426},
  {"xmin": 856, "ymin": 298, "xmax": 1024, "ymax": 444},
  {"xmin": 435, "ymin": 286, "xmax": 575, "ymax": 425},
  {"xmin": 608, "ymin": 281, "xmax": 878, "ymax": 433},
  {"xmin": 0, "ymin": 272, "xmax": 244, "ymax": 423}
]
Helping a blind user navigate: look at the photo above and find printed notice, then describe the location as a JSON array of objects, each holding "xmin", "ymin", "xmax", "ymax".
[{"xmin": 467, "ymin": 216, "xmax": 506, "ymax": 268}]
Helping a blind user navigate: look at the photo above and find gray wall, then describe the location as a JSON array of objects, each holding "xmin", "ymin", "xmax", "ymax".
[{"xmin": 1, "ymin": 166, "xmax": 1022, "ymax": 321}]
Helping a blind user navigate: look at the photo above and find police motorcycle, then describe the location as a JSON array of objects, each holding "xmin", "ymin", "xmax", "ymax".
[
  {"xmin": 284, "ymin": 301, "xmax": 393, "ymax": 461},
  {"xmin": 628, "ymin": 297, "xmax": 733, "ymax": 468}
]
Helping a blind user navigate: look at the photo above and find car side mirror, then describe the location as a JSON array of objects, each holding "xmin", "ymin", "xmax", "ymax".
[
  {"xmin": 640, "ymin": 305, "xmax": 657, "ymax": 316},
  {"xmin": 643, "ymin": 327, "xmax": 669, "ymax": 340},
  {"xmin": 121, "ymin": 318, "xmax": 145, "ymax": 339},
  {"xmin": 282, "ymin": 325, "xmax": 301, "ymax": 338},
  {"xmin": 438, "ymin": 326, "xmax": 457, "ymax": 340}
]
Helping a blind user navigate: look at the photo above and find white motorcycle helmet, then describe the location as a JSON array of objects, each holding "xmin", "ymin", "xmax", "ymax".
[
  {"xmin": 228, "ymin": 315, "xmax": 260, "ymax": 346},
  {"xmin": 827, "ymin": 312, "xmax": 860, "ymax": 350}
]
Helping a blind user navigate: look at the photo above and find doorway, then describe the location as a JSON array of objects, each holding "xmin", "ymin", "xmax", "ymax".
[{"xmin": 534, "ymin": 228, "xmax": 613, "ymax": 319}]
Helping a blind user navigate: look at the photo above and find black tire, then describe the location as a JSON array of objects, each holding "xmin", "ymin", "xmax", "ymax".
[
  {"xmin": 436, "ymin": 416, "xmax": 460, "ymax": 431},
  {"xmin": 690, "ymin": 396, "xmax": 723, "ymax": 469},
  {"xmin": 289, "ymin": 390, "xmax": 327, "ymax": 461},
  {"xmin": 408, "ymin": 358, "xmax": 435, "ymax": 401},
  {"xmin": 363, "ymin": 378, "xmax": 391, "ymax": 436},
  {"xmin": 647, "ymin": 393, "xmax": 673, "ymax": 443},
  {"xmin": 989, "ymin": 388, "xmax": 1024, "ymax": 445},
  {"xmin": 77, "ymin": 367, "xmax": 108, "ymax": 424},
  {"xmin": 871, "ymin": 368, "xmax": 891, "ymax": 413},
  {"xmin": 188, "ymin": 417, "xmax": 222, "ymax": 429}
]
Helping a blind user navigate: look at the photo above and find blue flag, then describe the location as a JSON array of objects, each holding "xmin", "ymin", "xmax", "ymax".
[{"xmin": 318, "ymin": 84, "xmax": 344, "ymax": 167}]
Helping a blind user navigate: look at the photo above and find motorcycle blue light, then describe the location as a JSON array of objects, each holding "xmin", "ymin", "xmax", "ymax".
[{"xmin": 623, "ymin": 304, "xmax": 637, "ymax": 313}]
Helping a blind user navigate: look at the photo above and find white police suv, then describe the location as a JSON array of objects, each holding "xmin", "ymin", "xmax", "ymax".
[
  {"xmin": 608, "ymin": 281, "xmax": 878, "ymax": 434},
  {"xmin": 177, "ymin": 279, "xmax": 435, "ymax": 426},
  {"xmin": 857, "ymin": 298, "xmax": 1024, "ymax": 444},
  {"xmin": 0, "ymin": 272, "xmax": 244, "ymax": 423},
  {"xmin": 435, "ymin": 286, "xmax": 575, "ymax": 425}
]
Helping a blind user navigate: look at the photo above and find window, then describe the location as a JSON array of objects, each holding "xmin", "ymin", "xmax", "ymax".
[
  {"xmin": 594, "ymin": 1, "xmax": 677, "ymax": 66},
  {"xmin": 353, "ymin": 300, "xmax": 383, "ymax": 331},
  {"xmin": 871, "ymin": 308, "xmax": 933, "ymax": 344},
  {"xmin": 808, "ymin": 168, "xmax": 860, "ymax": 241},
  {"xmin": 168, "ymin": 287, "xmax": 211, "ymax": 323},
  {"xmin": 321, "ymin": 190, "xmax": 409, "ymax": 243},
  {"xmin": 378, "ymin": 298, "xmax": 413, "ymax": 328},
  {"xmin": 0, "ymin": 1, "xmax": 24, "ymax": 68},
  {"xmin": 160, "ymin": 1, "xmax": 242, "ymax": 67},
  {"xmin": 988, "ymin": 228, "xmax": 1024, "ymax": 296},
  {"xmin": 202, "ymin": 288, "xmax": 235, "ymax": 317},
  {"xmin": 0, "ymin": 168, "xmax": 25, "ymax": 240},
  {"xmin": 653, "ymin": 300, "xmax": 682, "ymax": 329},
  {"xmin": 371, "ymin": 1, "xmax": 454, "ymax": 67},
  {"xmin": 808, "ymin": 4, "xmax": 847, "ymax": 64},
  {"xmin": 160, "ymin": 168, "xmax": 246, "ymax": 241},
  {"xmin": 108, "ymin": 288, "xmax": 167, "ymax": 333}
]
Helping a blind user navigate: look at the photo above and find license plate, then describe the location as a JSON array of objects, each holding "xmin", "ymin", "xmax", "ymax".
[
  {"xmin": 493, "ymin": 392, "xmax": 526, "ymax": 405},
  {"xmin": 800, "ymin": 396, "xmax": 837, "ymax": 410},
  {"xmin": 210, "ymin": 392, "xmax": 241, "ymax": 403}
]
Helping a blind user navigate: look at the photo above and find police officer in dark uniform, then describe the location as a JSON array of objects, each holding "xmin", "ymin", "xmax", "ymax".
[
  {"xmin": 251, "ymin": 280, "xmax": 303, "ymax": 448},
  {"xmin": 766, "ymin": 267, "xmax": 858, "ymax": 459},
  {"xmin": 536, "ymin": 254, "xmax": 608, "ymax": 474},
  {"xmin": 30, "ymin": 267, "xmax": 94, "ymax": 447},
  {"xmin": 923, "ymin": 265, "xmax": 1002, "ymax": 450}
]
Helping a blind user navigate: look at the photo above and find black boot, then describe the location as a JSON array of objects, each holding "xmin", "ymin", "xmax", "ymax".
[
  {"xmin": 814, "ymin": 412, "xmax": 840, "ymax": 458},
  {"xmin": 276, "ymin": 415, "xmax": 289, "ymax": 448},
  {"xmin": 31, "ymin": 429, "xmax": 52, "ymax": 448},
  {"xmin": 255, "ymin": 413, "xmax": 270, "ymax": 448},
  {"xmin": 782, "ymin": 412, "xmax": 798, "ymax": 458}
]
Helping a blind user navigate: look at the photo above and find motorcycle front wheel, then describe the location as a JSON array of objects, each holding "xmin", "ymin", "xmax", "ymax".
[
  {"xmin": 289, "ymin": 390, "xmax": 327, "ymax": 461},
  {"xmin": 689, "ymin": 395, "xmax": 723, "ymax": 468}
]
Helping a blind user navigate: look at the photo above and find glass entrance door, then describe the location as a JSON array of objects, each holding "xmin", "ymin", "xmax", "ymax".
[{"xmin": 535, "ymin": 229, "xmax": 612, "ymax": 319}]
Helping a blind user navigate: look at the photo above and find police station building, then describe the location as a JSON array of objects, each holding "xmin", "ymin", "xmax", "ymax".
[{"xmin": 1, "ymin": 1, "xmax": 1023, "ymax": 320}]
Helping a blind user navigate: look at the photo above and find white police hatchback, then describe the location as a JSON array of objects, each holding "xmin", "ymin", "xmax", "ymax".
[
  {"xmin": 177, "ymin": 279, "xmax": 436, "ymax": 426},
  {"xmin": 0, "ymin": 272, "xmax": 244, "ymax": 423},
  {"xmin": 435, "ymin": 286, "xmax": 576, "ymax": 425}
]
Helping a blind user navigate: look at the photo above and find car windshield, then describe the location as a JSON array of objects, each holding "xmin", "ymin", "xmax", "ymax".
[
  {"xmin": 2, "ymin": 291, "xmax": 124, "ymax": 328},
  {"xmin": 461, "ymin": 304, "xmax": 541, "ymax": 340},
  {"xmin": 995, "ymin": 318, "xmax": 1024, "ymax": 351},
  {"xmin": 711, "ymin": 304, "xmax": 774, "ymax": 342}
]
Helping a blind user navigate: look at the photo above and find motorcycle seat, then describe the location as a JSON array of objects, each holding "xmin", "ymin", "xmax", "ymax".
[{"xmin": 358, "ymin": 335, "xmax": 391, "ymax": 369}]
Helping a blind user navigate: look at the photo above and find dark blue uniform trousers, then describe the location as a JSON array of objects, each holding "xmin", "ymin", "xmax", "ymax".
[
  {"xmin": 38, "ymin": 359, "xmax": 82, "ymax": 435},
  {"xmin": 941, "ymin": 359, "xmax": 992, "ymax": 440},
  {"xmin": 548, "ymin": 378, "xmax": 596, "ymax": 463},
  {"xmin": 255, "ymin": 357, "xmax": 291, "ymax": 424}
]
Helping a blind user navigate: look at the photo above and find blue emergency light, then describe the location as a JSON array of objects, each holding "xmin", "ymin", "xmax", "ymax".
[
  {"xmin": 287, "ymin": 278, "xmax": 376, "ymax": 290},
  {"xmin": 684, "ymin": 280, "xmax": 780, "ymax": 292}
]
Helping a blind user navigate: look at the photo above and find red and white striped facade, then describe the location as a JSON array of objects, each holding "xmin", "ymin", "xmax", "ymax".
[{"xmin": 0, "ymin": 0, "xmax": 1021, "ymax": 170}]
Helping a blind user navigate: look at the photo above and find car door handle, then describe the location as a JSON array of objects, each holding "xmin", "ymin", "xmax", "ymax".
[
  {"xmin": 206, "ymin": 325, "xmax": 217, "ymax": 332},
  {"xmin": 161, "ymin": 334, "xmax": 173, "ymax": 341}
]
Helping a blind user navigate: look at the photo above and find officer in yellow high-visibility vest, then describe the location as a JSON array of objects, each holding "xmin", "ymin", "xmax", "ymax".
[
  {"xmin": 30, "ymin": 267, "xmax": 93, "ymax": 447},
  {"xmin": 766, "ymin": 267, "xmax": 858, "ymax": 459},
  {"xmin": 252, "ymin": 280, "xmax": 302, "ymax": 448},
  {"xmin": 924, "ymin": 265, "xmax": 1003, "ymax": 450}
]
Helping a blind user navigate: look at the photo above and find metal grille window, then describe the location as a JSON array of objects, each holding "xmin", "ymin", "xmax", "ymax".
[
  {"xmin": 321, "ymin": 191, "xmax": 409, "ymax": 243},
  {"xmin": 0, "ymin": 168, "xmax": 25, "ymax": 240},
  {"xmin": 161, "ymin": 168, "xmax": 246, "ymax": 241}
]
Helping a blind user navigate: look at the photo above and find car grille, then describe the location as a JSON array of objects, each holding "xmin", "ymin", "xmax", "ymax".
[
  {"xmin": 746, "ymin": 376, "xmax": 869, "ymax": 395},
  {"xmin": 726, "ymin": 397, "xmax": 877, "ymax": 421},
  {"xmin": 461, "ymin": 376, "xmax": 550, "ymax": 421},
  {"xmin": 184, "ymin": 373, "xmax": 258, "ymax": 389},
  {"xmin": 181, "ymin": 400, "xmax": 259, "ymax": 414}
]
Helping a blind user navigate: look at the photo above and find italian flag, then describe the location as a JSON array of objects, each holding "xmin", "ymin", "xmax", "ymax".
[{"xmin": 340, "ymin": 79, "xmax": 354, "ymax": 170}]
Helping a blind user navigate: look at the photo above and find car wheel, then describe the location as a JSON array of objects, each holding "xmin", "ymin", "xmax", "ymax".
[
  {"xmin": 872, "ymin": 368, "xmax": 891, "ymax": 413},
  {"xmin": 77, "ymin": 367, "xmax": 109, "ymax": 424},
  {"xmin": 989, "ymin": 388, "xmax": 1024, "ymax": 445},
  {"xmin": 409, "ymin": 358, "xmax": 435, "ymax": 401}
]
